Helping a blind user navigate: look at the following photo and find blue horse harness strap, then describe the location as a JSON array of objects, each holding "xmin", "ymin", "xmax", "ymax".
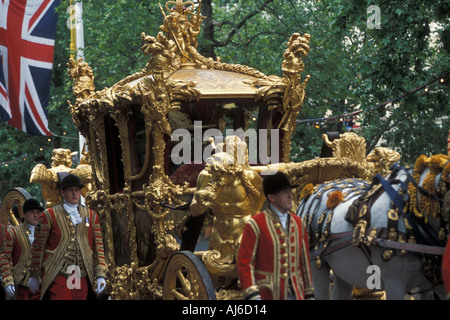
[
  {"xmin": 373, "ymin": 174, "xmax": 405, "ymax": 213},
  {"xmin": 375, "ymin": 169, "xmax": 445, "ymax": 248}
]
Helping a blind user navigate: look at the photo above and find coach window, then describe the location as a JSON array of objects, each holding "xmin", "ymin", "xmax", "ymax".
[
  {"xmin": 104, "ymin": 115, "xmax": 125, "ymax": 194},
  {"xmin": 128, "ymin": 110, "xmax": 152, "ymax": 190},
  {"xmin": 129, "ymin": 111, "xmax": 147, "ymax": 176}
]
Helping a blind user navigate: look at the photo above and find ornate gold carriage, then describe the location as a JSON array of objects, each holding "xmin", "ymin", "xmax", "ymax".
[{"xmin": 63, "ymin": 0, "xmax": 313, "ymax": 300}]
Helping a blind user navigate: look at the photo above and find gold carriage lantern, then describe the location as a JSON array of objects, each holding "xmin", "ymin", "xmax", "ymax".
[{"xmin": 67, "ymin": 0, "xmax": 310, "ymax": 300}]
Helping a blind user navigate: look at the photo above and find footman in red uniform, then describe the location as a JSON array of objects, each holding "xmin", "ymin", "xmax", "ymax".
[
  {"xmin": 0, "ymin": 198, "xmax": 43, "ymax": 300},
  {"xmin": 28, "ymin": 174, "xmax": 107, "ymax": 300},
  {"xmin": 238, "ymin": 171, "xmax": 315, "ymax": 300}
]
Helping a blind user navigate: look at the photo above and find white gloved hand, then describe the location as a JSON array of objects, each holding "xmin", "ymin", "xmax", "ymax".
[
  {"xmin": 96, "ymin": 277, "xmax": 106, "ymax": 294},
  {"xmin": 5, "ymin": 285, "xmax": 15, "ymax": 297},
  {"xmin": 28, "ymin": 277, "xmax": 40, "ymax": 294}
]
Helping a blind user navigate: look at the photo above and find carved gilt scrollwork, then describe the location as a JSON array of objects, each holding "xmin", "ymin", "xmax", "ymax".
[
  {"xmin": 244, "ymin": 33, "xmax": 311, "ymax": 162},
  {"xmin": 322, "ymin": 132, "xmax": 401, "ymax": 180}
]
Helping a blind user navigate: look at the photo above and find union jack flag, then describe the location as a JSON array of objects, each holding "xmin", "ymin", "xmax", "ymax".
[{"xmin": 0, "ymin": 0, "xmax": 60, "ymax": 135}]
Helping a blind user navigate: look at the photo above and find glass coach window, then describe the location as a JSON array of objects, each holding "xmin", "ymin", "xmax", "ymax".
[{"xmin": 104, "ymin": 115, "xmax": 125, "ymax": 194}]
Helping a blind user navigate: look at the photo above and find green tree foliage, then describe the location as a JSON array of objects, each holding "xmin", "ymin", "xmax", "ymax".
[
  {"xmin": 79, "ymin": 0, "xmax": 161, "ymax": 86},
  {"xmin": 207, "ymin": 0, "xmax": 449, "ymax": 163},
  {"xmin": 0, "ymin": 0, "xmax": 448, "ymax": 200}
]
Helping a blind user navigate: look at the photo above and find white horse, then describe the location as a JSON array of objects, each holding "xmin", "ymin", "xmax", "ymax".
[{"xmin": 296, "ymin": 164, "xmax": 449, "ymax": 300}]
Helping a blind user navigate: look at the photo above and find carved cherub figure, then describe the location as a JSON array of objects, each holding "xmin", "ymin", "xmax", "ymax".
[{"xmin": 30, "ymin": 148, "xmax": 92, "ymax": 208}]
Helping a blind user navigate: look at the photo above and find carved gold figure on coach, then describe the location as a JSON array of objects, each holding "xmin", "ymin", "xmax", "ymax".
[
  {"xmin": 30, "ymin": 148, "xmax": 92, "ymax": 208},
  {"xmin": 243, "ymin": 32, "xmax": 311, "ymax": 161},
  {"xmin": 279, "ymin": 32, "xmax": 311, "ymax": 133},
  {"xmin": 322, "ymin": 132, "xmax": 401, "ymax": 179},
  {"xmin": 190, "ymin": 136, "xmax": 265, "ymax": 277},
  {"xmin": 159, "ymin": 0, "xmax": 205, "ymax": 62},
  {"xmin": 66, "ymin": 57, "xmax": 95, "ymax": 102}
]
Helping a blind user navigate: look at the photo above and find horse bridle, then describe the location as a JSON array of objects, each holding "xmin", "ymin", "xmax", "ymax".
[{"xmin": 391, "ymin": 162, "xmax": 448, "ymax": 205}]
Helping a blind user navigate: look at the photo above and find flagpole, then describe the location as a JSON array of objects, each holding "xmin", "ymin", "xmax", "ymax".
[
  {"xmin": 72, "ymin": 0, "xmax": 87, "ymax": 205},
  {"xmin": 73, "ymin": 1, "xmax": 86, "ymax": 162}
]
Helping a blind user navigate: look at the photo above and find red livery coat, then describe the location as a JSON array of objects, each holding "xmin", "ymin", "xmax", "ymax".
[
  {"xmin": 238, "ymin": 207, "xmax": 315, "ymax": 300},
  {"xmin": 0, "ymin": 223, "xmax": 40, "ymax": 299},
  {"xmin": 30, "ymin": 204, "xmax": 107, "ymax": 299},
  {"xmin": 442, "ymin": 239, "xmax": 450, "ymax": 297}
]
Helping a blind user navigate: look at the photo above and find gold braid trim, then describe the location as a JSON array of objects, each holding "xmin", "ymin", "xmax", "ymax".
[
  {"xmin": 300, "ymin": 183, "xmax": 314, "ymax": 201},
  {"xmin": 0, "ymin": 229, "xmax": 15, "ymax": 288},
  {"xmin": 443, "ymin": 161, "xmax": 450, "ymax": 184},
  {"xmin": 421, "ymin": 155, "xmax": 446, "ymax": 219},
  {"xmin": 409, "ymin": 154, "xmax": 450, "ymax": 223},
  {"xmin": 408, "ymin": 155, "xmax": 427, "ymax": 219},
  {"xmin": 13, "ymin": 224, "xmax": 32, "ymax": 286}
]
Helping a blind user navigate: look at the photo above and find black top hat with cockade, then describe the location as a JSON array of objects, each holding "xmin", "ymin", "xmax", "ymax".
[{"xmin": 262, "ymin": 171, "xmax": 299, "ymax": 197}]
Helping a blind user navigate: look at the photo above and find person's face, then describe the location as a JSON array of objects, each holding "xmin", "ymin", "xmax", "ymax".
[
  {"xmin": 23, "ymin": 209, "xmax": 41, "ymax": 226},
  {"xmin": 61, "ymin": 186, "xmax": 81, "ymax": 205},
  {"xmin": 268, "ymin": 188, "xmax": 293, "ymax": 213}
]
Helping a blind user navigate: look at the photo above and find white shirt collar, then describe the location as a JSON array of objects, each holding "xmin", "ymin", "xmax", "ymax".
[
  {"xmin": 270, "ymin": 204, "xmax": 288, "ymax": 230},
  {"xmin": 63, "ymin": 201, "xmax": 82, "ymax": 225}
]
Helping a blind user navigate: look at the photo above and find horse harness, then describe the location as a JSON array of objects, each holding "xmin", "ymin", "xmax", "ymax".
[{"xmin": 306, "ymin": 163, "xmax": 449, "ymax": 284}]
